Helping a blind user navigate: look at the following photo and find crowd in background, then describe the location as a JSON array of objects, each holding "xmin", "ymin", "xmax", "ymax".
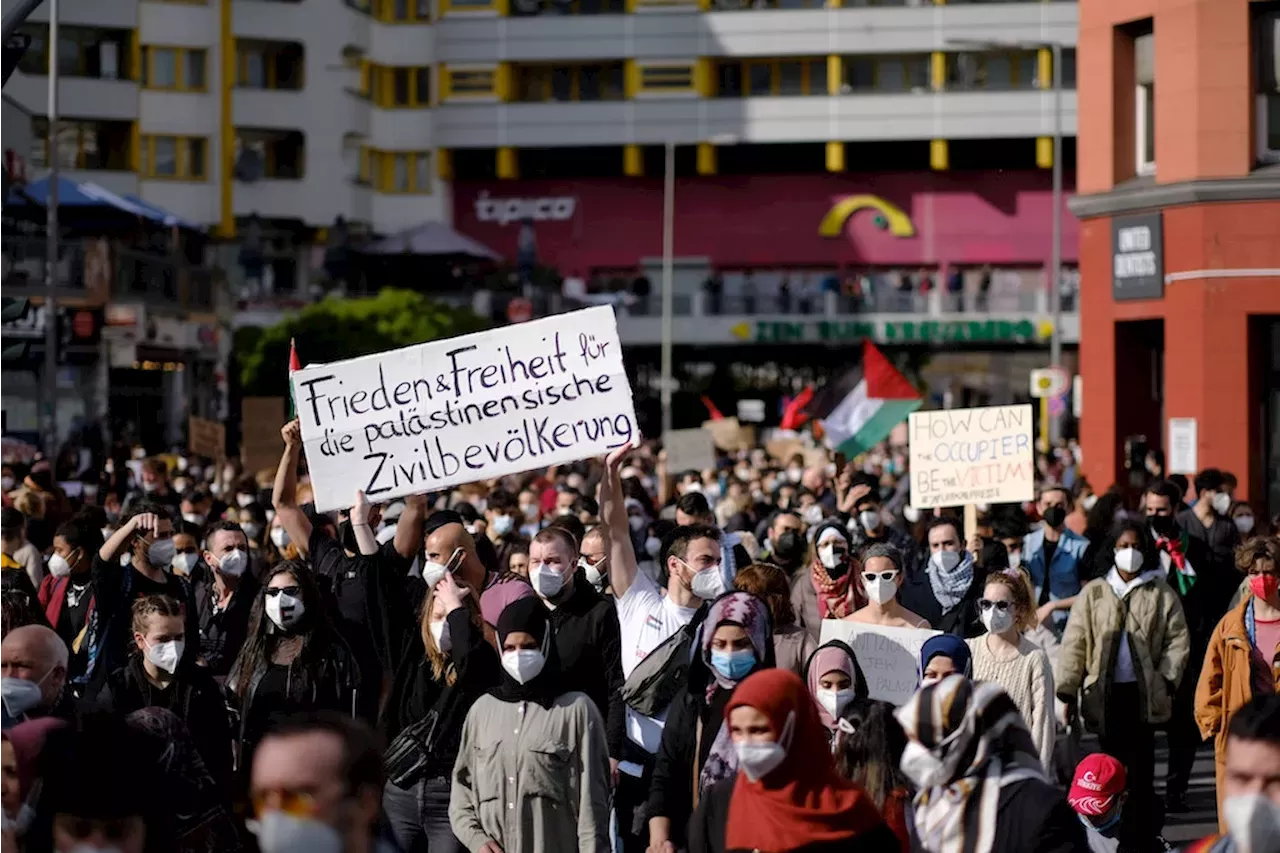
[{"xmin": 0, "ymin": 425, "xmax": 1278, "ymax": 853}]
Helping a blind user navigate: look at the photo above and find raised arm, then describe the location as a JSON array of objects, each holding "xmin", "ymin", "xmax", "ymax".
[
  {"xmin": 394, "ymin": 493, "xmax": 428, "ymax": 561},
  {"xmin": 598, "ymin": 441, "xmax": 639, "ymax": 598},
  {"xmin": 272, "ymin": 419, "xmax": 314, "ymax": 557},
  {"xmin": 349, "ymin": 489, "xmax": 379, "ymax": 556}
]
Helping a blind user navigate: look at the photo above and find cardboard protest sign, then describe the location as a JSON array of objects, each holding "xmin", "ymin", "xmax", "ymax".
[
  {"xmin": 292, "ymin": 306, "xmax": 637, "ymax": 513},
  {"xmin": 240, "ymin": 397, "xmax": 285, "ymax": 475},
  {"xmin": 188, "ymin": 416, "xmax": 226, "ymax": 459},
  {"xmin": 663, "ymin": 428, "xmax": 717, "ymax": 473},
  {"xmin": 908, "ymin": 405, "xmax": 1034, "ymax": 509},
  {"xmin": 820, "ymin": 620, "xmax": 941, "ymax": 706}
]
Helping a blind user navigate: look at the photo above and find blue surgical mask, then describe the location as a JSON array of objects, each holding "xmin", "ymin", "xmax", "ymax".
[{"xmin": 710, "ymin": 648, "xmax": 756, "ymax": 682}]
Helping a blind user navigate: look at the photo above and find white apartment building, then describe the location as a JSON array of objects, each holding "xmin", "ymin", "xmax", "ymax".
[{"xmin": 4, "ymin": 0, "xmax": 1077, "ymax": 242}]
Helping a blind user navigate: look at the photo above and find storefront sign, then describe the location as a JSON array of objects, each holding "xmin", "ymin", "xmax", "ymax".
[
  {"xmin": 473, "ymin": 191, "xmax": 577, "ymax": 227},
  {"xmin": 737, "ymin": 318, "xmax": 1054, "ymax": 346},
  {"xmin": 1112, "ymin": 213, "xmax": 1163, "ymax": 301}
]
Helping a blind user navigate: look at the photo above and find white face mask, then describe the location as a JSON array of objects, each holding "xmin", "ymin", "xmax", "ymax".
[
  {"xmin": 144, "ymin": 638, "xmax": 185, "ymax": 674},
  {"xmin": 981, "ymin": 605, "xmax": 1015, "ymax": 635},
  {"xmin": 1234, "ymin": 515, "xmax": 1255, "ymax": 535},
  {"xmin": 580, "ymin": 557, "xmax": 606, "ymax": 589},
  {"xmin": 1211, "ymin": 491, "xmax": 1232, "ymax": 516},
  {"xmin": 254, "ymin": 809, "xmax": 343, "ymax": 853},
  {"xmin": 902, "ymin": 505, "xmax": 920, "ymax": 524},
  {"xmin": 501, "ymin": 649, "xmax": 546, "ymax": 684},
  {"xmin": 491, "ymin": 515, "xmax": 514, "ymax": 536},
  {"xmin": 430, "ymin": 619, "xmax": 452, "ymax": 654},
  {"xmin": 48, "ymin": 552, "xmax": 74, "ymax": 579},
  {"xmin": 265, "ymin": 591, "xmax": 305, "ymax": 630},
  {"xmin": 530, "ymin": 562, "xmax": 566, "ymax": 598},
  {"xmin": 1007, "ymin": 549, "xmax": 1022, "ymax": 568},
  {"xmin": 858, "ymin": 509, "xmax": 881, "ymax": 532},
  {"xmin": 688, "ymin": 562, "xmax": 725, "ymax": 600},
  {"xmin": 818, "ymin": 543, "xmax": 844, "ymax": 571},
  {"xmin": 1223, "ymin": 793, "xmax": 1280, "ymax": 853},
  {"xmin": 817, "ymin": 687, "xmax": 855, "ymax": 720},
  {"xmin": 930, "ymin": 550, "xmax": 961, "ymax": 573},
  {"xmin": 216, "ymin": 548, "xmax": 248, "ymax": 578},
  {"xmin": 182, "ymin": 512, "xmax": 206, "ymax": 526},
  {"xmin": 147, "ymin": 538, "xmax": 176, "ymax": 569},
  {"xmin": 864, "ymin": 576, "xmax": 898, "ymax": 606},
  {"xmin": 735, "ymin": 710, "xmax": 794, "ymax": 782},
  {"xmin": 237, "ymin": 493, "xmax": 255, "ymax": 508},
  {"xmin": 0, "ymin": 676, "xmax": 45, "ymax": 718},
  {"xmin": 1114, "ymin": 547, "xmax": 1144, "ymax": 575},
  {"xmin": 270, "ymin": 527, "xmax": 290, "ymax": 549},
  {"xmin": 802, "ymin": 505, "xmax": 824, "ymax": 525},
  {"xmin": 422, "ymin": 561, "xmax": 448, "ymax": 589},
  {"xmin": 1081, "ymin": 494, "xmax": 1099, "ymax": 511},
  {"xmin": 900, "ymin": 739, "xmax": 948, "ymax": 789},
  {"xmin": 171, "ymin": 552, "xmax": 198, "ymax": 576},
  {"xmin": 644, "ymin": 536, "xmax": 662, "ymax": 559}
]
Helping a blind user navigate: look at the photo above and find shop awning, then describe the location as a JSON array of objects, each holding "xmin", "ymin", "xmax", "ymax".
[
  {"xmin": 362, "ymin": 220, "xmax": 500, "ymax": 260},
  {"xmin": 7, "ymin": 176, "xmax": 201, "ymax": 230}
]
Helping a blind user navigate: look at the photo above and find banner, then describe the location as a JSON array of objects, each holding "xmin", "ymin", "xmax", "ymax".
[
  {"xmin": 819, "ymin": 620, "xmax": 941, "ymax": 706},
  {"xmin": 292, "ymin": 306, "xmax": 637, "ymax": 512},
  {"xmin": 908, "ymin": 404, "xmax": 1034, "ymax": 509}
]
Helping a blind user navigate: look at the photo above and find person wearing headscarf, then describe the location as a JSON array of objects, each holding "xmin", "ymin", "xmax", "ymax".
[
  {"xmin": 448, "ymin": 597, "xmax": 611, "ymax": 853},
  {"xmin": 895, "ymin": 676, "xmax": 1086, "ymax": 853},
  {"xmin": 124, "ymin": 707, "xmax": 244, "ymax": 853},
  {"xmin": 803, "ymin": 640, "xmax": 868, "ymax": 737},
  {"xmin": 918, "ymin": 634, "xmax": 973, "ymax": 687},
  {"xmin": 1, "ymin": 717, "xmax": 64, "ymax": 833},
  {"xmin": 687, "ymin": 669, "xmax": 898, "ymax": 853},
  {"xmin": 791, "ymin": 521, "xmax": 860, "ymax": 643},
  {"xmin": 833, "ymin": 698, "xmax": 913, "ymax": 851},
  {"xmin": 647, "ymin": 591, "xmax": 775, "ymax": 853}
]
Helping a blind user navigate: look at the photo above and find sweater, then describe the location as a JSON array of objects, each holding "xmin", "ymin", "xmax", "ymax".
[{"xmin": 966, "ymin": 634, "xmax": 1057, "ymax": 774}]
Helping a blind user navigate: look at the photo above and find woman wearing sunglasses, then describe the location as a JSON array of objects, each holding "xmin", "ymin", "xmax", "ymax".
[
  {"xmin": 227, "ymin": 561, "xmax": 362, "ymax": 777},
  {"xmin": 844, "ymin": 543, "xmax": 931, "ymax": 629},
  {"xmin": 965, "ymin": 569, "xmax": 1056, "ymax": 775}
]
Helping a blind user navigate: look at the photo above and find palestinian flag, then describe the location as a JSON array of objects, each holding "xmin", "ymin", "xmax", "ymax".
[
  {"xmin": 287, "ymin": 338, "xmax": 301, "ymax": 419},
  {"xmin": 808, "ymin": 340, "xmax": 921, "ymax": 456}
]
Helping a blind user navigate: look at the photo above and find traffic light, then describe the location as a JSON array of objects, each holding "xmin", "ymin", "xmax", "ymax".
[{"xmin": 1, "ymin": 297, "xmax": 29, "ymax": 361}]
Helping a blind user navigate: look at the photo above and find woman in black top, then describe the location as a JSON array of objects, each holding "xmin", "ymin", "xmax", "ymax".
[
  {"xmin": 226, "ymin": 560, "xmax": 361, "ymax": 775},
  {"xmin": 381, "ymin": 571, "xmax": 498, "ymax": 853}
]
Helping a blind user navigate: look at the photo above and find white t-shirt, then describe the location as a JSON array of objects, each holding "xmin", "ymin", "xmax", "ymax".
[{"xmin": 615, "ymin": 568, "xmax": 699, "ymax": 760}]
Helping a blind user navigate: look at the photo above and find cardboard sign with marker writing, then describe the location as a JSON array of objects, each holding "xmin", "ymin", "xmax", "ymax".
[
  {"xmin": 292, "ymin": 306, "xmax": 637, "ymax": 513},
  {"xmin": 908, "ymin": 405, "xmax": 1035, "ymax": 509},
  {"xmin": 188, "ymin": 416, "xmax": 226, "ymax": 459},
  {"xmin": 820, "ymin": 620, "xmax": 940, "ymax": 706},
  {"xmin": 240, "ymin": 397, "xmax": 286, "ymax": 476}
]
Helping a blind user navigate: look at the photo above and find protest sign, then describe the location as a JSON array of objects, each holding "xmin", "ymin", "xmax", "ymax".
[
  {"xmin": 188, "ymin": 416, "xmax": 226, "ymax": 459},
  {"xmin": 703, "ymin": 417, "xmax": 753, "ymax": 452},
  {"xmin": 241, "ymin": 397, "xmax": 286, "ymax": 475},
  {"xmin": 292, "ymin": 306, "xmax": 637, "ymax": 513},
  {"xmin": 908, "ymin": 404, "xmax": 1034, "ymax": 509},
  {"xmin": 820, "ymin": 620, "xmax": 941, "ymax": 706},
  {"xmin": 663, "ymin": 428, "xmax": 717, "ymax": 473}
]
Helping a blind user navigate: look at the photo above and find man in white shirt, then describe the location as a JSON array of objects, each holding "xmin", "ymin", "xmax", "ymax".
[{"xmin": 599, "ymin": 442, "xmax": 724, "ymax": 853}]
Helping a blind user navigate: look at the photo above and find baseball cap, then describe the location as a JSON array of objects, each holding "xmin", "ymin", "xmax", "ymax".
[{"xmin": 1068, "ymin": 754, "xmax": 1126, "ymax": 816}]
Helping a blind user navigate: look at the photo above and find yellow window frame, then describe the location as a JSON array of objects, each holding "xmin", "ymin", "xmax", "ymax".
[
  {"xmin": 236, "ymin": 41, "xmax": 305, "ymax": 90},
  {"xmin": 440, "ymin": 0, "xmax": 503, "ymax": 15},
  {"xmin": 514, "ymin": 63, "xmax": 624, "ymax": 103},
  {"xmin": 369, "ymin": 64, "xmax": 431, "ymax": 107},
  {"xmin": 637, "ymin": 62, "xmax": 696, "ymax": 94},
  {"xmin": 374, "ymin": 0, "xmax": 430, "ymax": 21},
  {"xmin": 140, "ymin": 134, "xmax": 208, "ymax": 180},
  {"xmin": 366, "ymin": 149, "xmax": 432, "ymax": 193},
  {"xmin": 141, "ymin": 45, "xmax": 208, "ymax": 92},
  {"xmin": 446, "ymin": 67, "xmax": 497, "ymax": 99}
]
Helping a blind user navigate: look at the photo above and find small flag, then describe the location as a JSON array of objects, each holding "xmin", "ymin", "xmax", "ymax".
[
  {"xmin": 780, "ymin": 386, "xmax": 814, "ymax": 431},
  {"xmin": 287, "ymin": 338, "xmax": 301, "ymax": 419},
  {"xmin": 805, "ymin": 341, "xmax": 921, "ymax": 457},
  {"xmin": 701, "ymin": 395, "xmax": 725, "ymax": 421}
]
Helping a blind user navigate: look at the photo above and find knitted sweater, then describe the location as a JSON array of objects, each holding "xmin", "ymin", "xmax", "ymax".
[{"xmin": 967, "ymin": 634, "xmax": 1057, "ymax": 774}]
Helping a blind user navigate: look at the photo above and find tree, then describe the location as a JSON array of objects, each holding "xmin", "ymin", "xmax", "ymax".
[{"xmin": 237, "ymin": 289, "xmax": 489, "ymax": 397}]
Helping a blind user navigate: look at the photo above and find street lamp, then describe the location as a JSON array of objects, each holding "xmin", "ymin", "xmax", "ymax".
[
  {"xmin": 659, "ymin": 134, "xmax": 738, "ymax": 436},
  {"xmin": 946, "ymin": 38, "xmax": 1066, "ymax": 374}
]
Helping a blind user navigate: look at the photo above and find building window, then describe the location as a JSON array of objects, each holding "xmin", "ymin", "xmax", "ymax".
[
  {"xmin": 637, "ymin": 63, "xmax": 697, "ymax": 94},
  {"xmin": 30, "ymin": 118, "xmax": 133, "ymax": 170},
  {"xmin": 841, "ymin": 54, "xmax": 930, "ymax": 93},
  {"xmin": 717, "ymin": 59, "xmax": 826, "ymax": 97},
  {"xmin": 235, "ymin": 129, "xmax": 306, "ymax": 179},
  {"xmin": 139, "ymin": 135, "xmax": 207, "ymax": 180},
  {"xmin": 236, "ymin": 40, "xmax": 305, "ymax": 90},
  {"xmin": 1256, "ymin": 8, "xmax": 1280, "ymax": 162},
  {"xmin": 515, "ymin": 63, "xmax": 624, "ymax": 102},
  {"xmin": 445, "ymin": 67, "xmax": 498, "ymax": 98},
  {"xmin": 140, "ymin": 46, "xmax": 207, "ymax": 91},
  {"xmin": 442, "ymin": 0, "xmax": 502, "ymax": 13},
  {"xmin": 945, "ymin": 50, "xmax": 1040, "ymax": 91},
  {"xmin": 374, "ymin": 0, "xmax": 430, "ymax": 21},
  {"xmin": 365, "ymin": 64, "xmax": 431, "ymax": 106},
  {"xmin": 1135, "ymin": 32, "xmax": 1154, "ymax": 175},
  {"xmin": 509, "ymin": 0, "xmax": 626, "ymax": 16},
  {"xmin": 363, "ymin": 149, "xmax": 432, "ymax": 193},
  {"xmin": 17, "ymin": 25, "xmax": 131, "ymax": 79}
]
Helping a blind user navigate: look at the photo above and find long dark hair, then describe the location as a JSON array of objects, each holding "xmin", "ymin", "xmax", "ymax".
[
  {"xmin": 834, "ymin": 697, "xmax": 910, "ymax": 809},
  {"xmin": 230, "ymin": 560, "xmax": 334, "ymax": 698},
  {"xmin": 1093, "ymin": 518, "xmax": 1159, "ymax": 578}
]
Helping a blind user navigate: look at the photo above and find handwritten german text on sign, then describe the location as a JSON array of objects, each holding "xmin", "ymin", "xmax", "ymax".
[
  {"xmin": 820, "ymin": 621, "xmax": 941, "ymax": 707},
  {"xmin": 292, "ymin": 306, "xmax": 637, "ymax": 513},
  {"xmin": 908, "ymin": 404, "xmax": 1034, "ymax": 509}
]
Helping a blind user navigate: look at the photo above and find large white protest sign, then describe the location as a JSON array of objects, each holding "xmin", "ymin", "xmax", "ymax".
[
  {"xmin": 820, "ymin": 621, "xmax": 941, "ymax": 706},
  {"xmin": 908, "ymin": 404, "xmax": 1034, "ymax": 509},
  {"xmin": 292, "ymin": 306, "xmax": 637, "ymax": 512}
]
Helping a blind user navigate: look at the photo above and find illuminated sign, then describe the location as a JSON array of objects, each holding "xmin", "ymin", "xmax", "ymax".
[
  {"xmin": 733, "ymin": 318, "xmax": 1055, "ymax": 346},
  {"xmin": 818, "ymin": 195, "xmax": 915, "ymax": 239}
]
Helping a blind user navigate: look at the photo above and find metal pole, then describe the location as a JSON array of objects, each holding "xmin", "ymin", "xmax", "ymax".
[
  {"xmin": 1, "ymin": 0, "xmax": 44, "ymax": 40},
  {"xmin": 1048, "ymin": 42, "xmax": 1063, "ymax": 443},
  {"xmin": 42, "ymin": 0, "xmax": 60, "ymax": 458},
  {"xmin": 659, "ymin": 140, "xmax": 675, "ymax": 436}
]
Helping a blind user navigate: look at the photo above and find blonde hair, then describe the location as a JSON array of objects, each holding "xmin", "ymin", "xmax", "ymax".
[
  {"xmin": 131, "ymin": 593, "xmax": 185, "ymax": 636},
  {"xmin": 420, "ymin": 585, "xmax": 484, "ymax": 686},
  {"xmin": 984, "ymin": 569, "xmax": 1036, "ymax": 633},
  {"xmin": 14, "ymin": 490, "xmax": 45, "ymax": 520}
]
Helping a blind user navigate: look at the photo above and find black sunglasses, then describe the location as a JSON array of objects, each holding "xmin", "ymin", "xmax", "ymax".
[
  {"xmin": 265, "ymin": 585, "xmax": 301, "ymax": 598},
  {"xmin": 978, "ymin": 599, "xmax": 1013, "ymax": 612}
]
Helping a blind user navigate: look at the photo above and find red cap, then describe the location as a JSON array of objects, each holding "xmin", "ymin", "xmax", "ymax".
[{"xmin": 1068, "ymin": 754, "xmax": 1126, "ymax": 816}]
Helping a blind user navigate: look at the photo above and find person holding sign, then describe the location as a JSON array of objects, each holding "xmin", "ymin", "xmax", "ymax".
[
  {"xmin": 899, "ymin": 516, "xmax": 985, "ymax": 638},
  {"xmin": 965, "ymin": 570, "xmax": 1056, "ymax": 774},
  {"xmin": 844, "ymin": 543, "xmax": 931, "ymax": 630}
]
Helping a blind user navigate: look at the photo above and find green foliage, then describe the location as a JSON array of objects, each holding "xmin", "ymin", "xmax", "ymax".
[{"xmin": 238, "ymin": 289, "xmax": 489, "ymax": 397}]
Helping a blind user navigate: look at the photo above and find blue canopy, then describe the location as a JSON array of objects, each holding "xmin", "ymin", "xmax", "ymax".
[{"xmin": 8, "ymin": 176, "xmax": 201, "ymax": 230}]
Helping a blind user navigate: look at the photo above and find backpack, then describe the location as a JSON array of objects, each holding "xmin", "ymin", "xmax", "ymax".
[{"xmin": 620, "ymin": 604, "xmax": 706, "ymax": 717}]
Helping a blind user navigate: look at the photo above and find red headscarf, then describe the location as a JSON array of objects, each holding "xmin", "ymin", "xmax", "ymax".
[{"xmin": 724, "ymin": 669, "xmax": 884, "ymax": 852}]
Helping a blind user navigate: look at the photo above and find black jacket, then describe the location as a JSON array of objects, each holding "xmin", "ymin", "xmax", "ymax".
[
  {"xmin": 989, "ymin": 777, "xmax": 1091, "ymax": 853},
  {"xmin": 89, "ymin": 555, "xmax": 199, "ymax": 687},
  {"xmin": 381, "ymin": 607, "xmax": 500, "ymax": 777},
  {"xmin": 547, "ymin": 574, "xmax": 626, "ymax": 759},
  {"xmin": 688, "ymin": 777, "xmax": 901, "ymax": 853},
  {"xmin": 97, "ymin": 655, "xmax": 234, "ymax": 791},
  {"xmin": 898, "ymin": 565, "xmax": 986, "ymax": 638},
  {"xmin": 193, "ymin": 565, "xmax": 260, "ymax": 678}
]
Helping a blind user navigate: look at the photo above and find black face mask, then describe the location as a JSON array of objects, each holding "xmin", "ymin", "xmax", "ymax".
[
  {"xmin": 773, "ymin": 530, "xmax": 805, "ymax": 566},
  {"xmin": 1148, "ymin": 514, "xmax": 1175, "ymax": 537},
  {"xmin": 1042, "ymin": 506, "xmax": 1067, "ymax": 529}
]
